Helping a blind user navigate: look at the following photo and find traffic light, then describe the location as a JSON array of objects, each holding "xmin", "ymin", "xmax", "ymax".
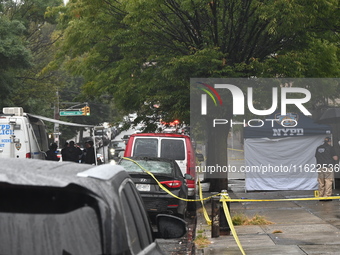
[{"xmin": 82, "ymin": 106, "xmax": 90, "ymax": 116}]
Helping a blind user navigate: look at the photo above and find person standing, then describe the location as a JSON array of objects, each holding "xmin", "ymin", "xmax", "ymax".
[
  {"xmin": 45, "ymin": 143, "xmax": 60, "ymax": 161},
  {"xmin": 84, "ymin": 140, "xmax": 96, "ymax": 165},
  {"xmin": 315, "ymin": 137, "xmax": 338, "ymax": 200},
  {"xmin": 61, "ymin": 142, "xmax": 69, "ymax": 161},
  {"xmin": 64, "ymin": 141, "xmax": 82, "ymax": 163}
]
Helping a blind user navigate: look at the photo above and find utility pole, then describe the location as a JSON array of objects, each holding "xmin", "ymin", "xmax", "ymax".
[{"xmin": 54, "ymin": 90, "xmax": 60, "ymax": 147}]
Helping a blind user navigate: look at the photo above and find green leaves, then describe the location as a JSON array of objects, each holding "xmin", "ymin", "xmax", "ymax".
[
  {"xmin": 47, "ymin": 0, "xmax": 339, "ymax": 127},
  {"xmin": 0, "ymin": 0, "xmax": 65, "ymax": 114},
  {"xmin": 0, "ymin": 18, "xmax": 31, "ymax": 70}
]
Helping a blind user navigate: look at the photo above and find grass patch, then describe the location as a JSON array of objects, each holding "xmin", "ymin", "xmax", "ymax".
[
  {"xmin": 272, "ymin": 230, "xmax": 283, "ymax": 234},
  {"xmin": 194, "ymin": 234, "xmax": 211, "ymax": 249},
  {"xmin": 232, "ymin": 213, "xmax": 248, "ymax": 226},
  {"xmin": 232, "ymin": 213, "xmax": 274, "ymax": 225}
]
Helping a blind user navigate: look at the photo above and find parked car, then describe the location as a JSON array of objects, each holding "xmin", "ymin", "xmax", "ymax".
[
  {"xmin": 0, "ymin": 158, "xmax": 187, "ymax": 255},
  {"xmin": 110, "ymin": 126, "xmax": 120, "ymax": 139},
  {"xmin": 124, "ymin": 133, "xmax": 203, "ymax": 198},
  {"xmin": 122, "ymin": 134, "xmax": 130, "ymax": 144},
  {"xmin": 119, "ymin": 157, "xmax": 191, "ymax": 218},
  {"xmin": 108, "ymin": 140, "xmax": 126, "ymax": 161}
]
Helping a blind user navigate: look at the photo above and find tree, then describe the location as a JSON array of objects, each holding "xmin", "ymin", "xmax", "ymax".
[
  {"xmin": 0, "ymin": 0, "xmax": 64, "ymax": 117},
  {"xmin": 50, "ymin": 0, "xmax": 339, "ymax": 191},
  {"xmin": 0, "ymin": 7, "xmax": 32, "ymax": 106}
]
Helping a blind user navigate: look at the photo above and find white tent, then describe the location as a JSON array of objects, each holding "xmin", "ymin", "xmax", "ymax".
[{"xmin": 244, "ymin": 112, "xmax": 331, "ymax": 191}]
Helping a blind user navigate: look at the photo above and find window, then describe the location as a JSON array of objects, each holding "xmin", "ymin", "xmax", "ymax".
[
  {"xmin": 30, "ymin": 119, "xmax": 49, "ymax": 151},
  {"xmin": 133, "ymin": 138, "xmax": 158, "ymax": 157},
  {"xmin": 160, "ymin": 139, "xmax": 185, "ymax": 160},
  {"xmin": 120, "ymin": 180, "xmax": 153, "ymax": 254}
]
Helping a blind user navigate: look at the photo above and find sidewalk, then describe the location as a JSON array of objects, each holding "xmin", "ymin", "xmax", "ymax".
[{"xmin": 196, "ymin": 180, "xmax": 340, "ymax": 255}]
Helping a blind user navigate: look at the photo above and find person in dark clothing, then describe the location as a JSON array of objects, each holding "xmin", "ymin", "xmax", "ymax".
[
  {"xmin": 45, "ymin": 143, "xmax": 60, "ymax": 161},
  {"xmin": 84, "ymin": 140, "xmax": 96, "ymax": 165},
  {"xmin": 64, "ymin": 141, "xmax": 82, "ymax": 163},
  {"xmin": 61, "ymin": 142, "xmax": 69, "ymax": 161},
  {"xmin": 315, "ymin": 137, "xmax": 338, "ymax": 200}
]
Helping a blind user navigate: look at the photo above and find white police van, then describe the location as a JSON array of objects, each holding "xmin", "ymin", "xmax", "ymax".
[{"xmin": 0, "ymin": 107, "xmax": 49, "ymax": 159}]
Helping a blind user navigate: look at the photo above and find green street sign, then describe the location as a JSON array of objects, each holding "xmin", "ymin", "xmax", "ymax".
[{"xmin": 59, "ymin": 111, "xmax": 83, "ymax": 116}]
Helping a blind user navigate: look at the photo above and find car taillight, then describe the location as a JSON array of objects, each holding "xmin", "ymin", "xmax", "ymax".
[
  {"xmin": 26, "ymin": 153, "xmax": 31, "ymax": 158},
  {"xmin": 186, "ymin": 179, "xmax": 195, "ymax": 191},
  {"xmin": 160, "ymin": 180, "xmax": 182, "ymax": 188}
]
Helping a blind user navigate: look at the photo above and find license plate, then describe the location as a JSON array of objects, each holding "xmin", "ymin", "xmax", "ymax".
[{"xmin": 136, "ymin": 184, "xmax": 150, "ymax": 192}]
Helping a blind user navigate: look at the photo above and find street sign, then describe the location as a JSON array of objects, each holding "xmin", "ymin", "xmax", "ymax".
[{"xmin": 59, "ymin": 111, "xmax": 83, "ymax": 116}]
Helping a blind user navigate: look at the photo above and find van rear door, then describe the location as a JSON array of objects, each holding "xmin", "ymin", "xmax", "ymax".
[
  {"xmin": 131, "ymin": 137, "xmax": 187, "ymax": 176},
  {"xmin": 127, "ymin": 134, "xmax": 196, "ymax": 197},
  {"xmin": 159, "ymin": 138, "xmax": 187, "ymax": 176}
]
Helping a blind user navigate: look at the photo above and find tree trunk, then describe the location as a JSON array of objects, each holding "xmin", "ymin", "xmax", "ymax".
[{"xmin": 205, "ymin": 116, "xmax": 230, "ymax": 192}]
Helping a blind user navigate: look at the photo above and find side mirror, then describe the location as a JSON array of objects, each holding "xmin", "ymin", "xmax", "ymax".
[
  {"xmin": 184, "ymin": 173, "xmax": 194, "ymax": 180},
  {"xmin": 154, "ymin": 214, "xmax": 187, "ymax": 239},
  {"xmin": 196, "ymin": 153, "xmax": 204, "ymax": 162}
]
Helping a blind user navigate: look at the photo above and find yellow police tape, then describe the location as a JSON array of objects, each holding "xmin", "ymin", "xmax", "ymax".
[
  {"xmin": 122, "ymin": 157, "xmax": 217, "ymax": 229},
  {"xmin": 122, "ymin": 157, "xmax": 340, "ymax": 255},
  {"xmin": 122, "ymin": 158, "xmax": 340, "ymax": 202},
  {"xmin": 221, "ymin": 193, "xmax": 246, "ymax": 255},
  {"xmin": 219, "ymin": 194, "xmax": 340, "ymax": 255},
  {"xmin": 198, "ymin": 178, "xmax": 212, "ymax": 226},
  {"xmin": 122, "ymin": 157, "xmax": 221, "ymax": 202}
]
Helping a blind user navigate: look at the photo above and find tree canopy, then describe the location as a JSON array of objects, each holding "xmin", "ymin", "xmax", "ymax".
[
  {"xmin": 0, "ymin": 0, "xmax": 63, "ymax": 114},
  {"xmin": 45, "ymin": 0, "xmax": 340, "ymax": 191},
  {"xmin": 47, "ymin": 0, "xmax": 339, "ymax": 126}
]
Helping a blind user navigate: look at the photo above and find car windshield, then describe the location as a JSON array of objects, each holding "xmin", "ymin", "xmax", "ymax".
[{"xmin": 120, "ymin": 159, "xmax": 173, "ymax": 175}]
